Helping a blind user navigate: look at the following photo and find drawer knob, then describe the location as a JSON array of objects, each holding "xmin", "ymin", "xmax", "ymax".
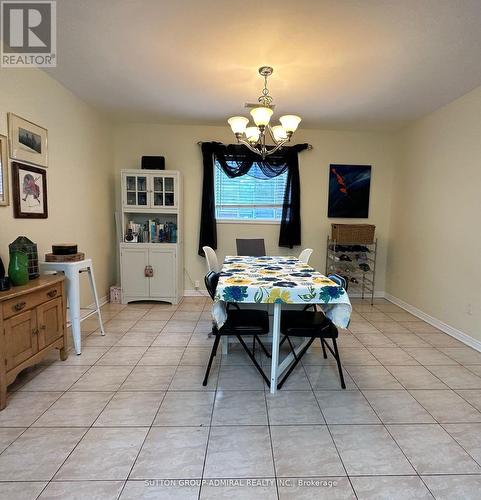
[
  {"xmin": 13, "ymin": 301, "xmax": 26, "ymax": 312},
  {"xmin": 47, "ymin": 290, "xmax": 58, "ymax": 298},
  {"xmin": 40, "ymin": 325, "xmax": 46, "ymax": 330}
]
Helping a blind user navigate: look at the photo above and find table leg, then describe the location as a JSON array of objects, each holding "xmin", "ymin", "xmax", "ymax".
[
  {"xmin": 270, "ymin": 302, "xmax": 281, "ymax": 394},
  {"xmin": 86, "ymin": 264, "xmax": 105, "ymax": 336},
  {"xmin": 66, "ymin": 271, "xmax": 82, "ymax": 355}
]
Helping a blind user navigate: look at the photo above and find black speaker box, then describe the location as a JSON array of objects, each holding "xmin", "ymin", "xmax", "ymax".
[{"xmin": 141, "ymin": 156, "xmax": 165, "ymax": 170}]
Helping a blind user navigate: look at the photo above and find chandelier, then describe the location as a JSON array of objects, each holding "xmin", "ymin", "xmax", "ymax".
[{"xmin": 227, "ymin": 66, "xmax": 301, "ymax": 159}]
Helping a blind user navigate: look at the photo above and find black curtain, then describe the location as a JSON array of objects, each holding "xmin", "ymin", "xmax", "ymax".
[{"xmin": 198, "ymin": 141, "xmax": 309, "ymax": 256}]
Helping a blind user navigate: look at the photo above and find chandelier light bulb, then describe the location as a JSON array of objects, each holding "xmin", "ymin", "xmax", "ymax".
[
  {"xmin": 228, "ymin": 116, "xmax": 249, "ymax": 134},
  {"xmin": 271, "ymin": 125, "xmax": 288, "ymax": 142},
  {"xmin": 279, "ymin": 115, "xmax": 301, "ymax": 133},
  {"xmin": 250, "ymin": 106, "xmax": 273, "ymax": 127},
  {"xmin": 245, "ymin": 126, "xmax": 260, "ymax": 143}
]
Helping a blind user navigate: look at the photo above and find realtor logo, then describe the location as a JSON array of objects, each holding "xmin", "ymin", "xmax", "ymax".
[{"xmin": 1, "ymin": 1, "xmax": 56, "ymax": 67}]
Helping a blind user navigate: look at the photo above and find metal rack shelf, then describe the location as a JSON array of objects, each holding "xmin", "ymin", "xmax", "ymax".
[{"xmin": 325, "ymin": 237, "xmax": 378, "ymax": 305}]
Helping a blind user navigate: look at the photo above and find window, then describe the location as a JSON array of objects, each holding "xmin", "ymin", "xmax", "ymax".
[{"xmin": 214, "ymin": 161, "xmax": 287, "ymax": 222}]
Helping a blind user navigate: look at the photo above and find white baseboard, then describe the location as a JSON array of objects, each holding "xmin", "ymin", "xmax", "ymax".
[
  {"xmin": 184, "ymin": 289, "xmax": 209, "ymax": 297},
  {"xmin": 385, "ymin": 293, "xmax": 481, "ymax": 353}
]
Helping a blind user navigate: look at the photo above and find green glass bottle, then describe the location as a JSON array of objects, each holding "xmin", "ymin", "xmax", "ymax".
[{"xmin": 8, "ymin": 250, "xmax": 29, "ymax": 286}]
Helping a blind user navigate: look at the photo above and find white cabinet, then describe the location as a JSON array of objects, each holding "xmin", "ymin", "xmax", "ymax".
[
  {"xmin": 120, "ymin": 246, "xmax": 177, "ymax": 302},
  {"xmin": 119, "ymin": 169, "xmax": 183, "ymax": 305}
]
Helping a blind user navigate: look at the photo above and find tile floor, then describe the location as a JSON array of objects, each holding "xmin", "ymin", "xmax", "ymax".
[{"xmin": 1, "ymin": 297, "xmax": 481, "ymax": 499}]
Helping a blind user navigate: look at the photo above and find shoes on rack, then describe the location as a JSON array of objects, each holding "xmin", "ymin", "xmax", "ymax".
[
  {"xmin": 356, "ymin": 253, "xmax": 368, "ymax": 262},
  {"xmin": 359, "ymin": 263, "xmax": 370, "ymax": 272},
  {"xmin": 340, "ymin": 254, "xmax": 351, "ymax": 262}
]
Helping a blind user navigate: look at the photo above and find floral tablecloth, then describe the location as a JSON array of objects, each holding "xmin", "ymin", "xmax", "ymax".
[{"xmin": 213, "ymin": 256, "xmax": 352, "ymax": 329}]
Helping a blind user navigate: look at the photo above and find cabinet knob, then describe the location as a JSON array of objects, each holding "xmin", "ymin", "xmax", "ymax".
[
  {"xmin": 40, "ymin": 325, "xmax": 46, "ymax": 330},
  {"xmin": 13, "ymin": 301, "xmax": 26, "ymax": 312},
  {"xmin": 47, "ymin": 289, "xmax": 58, "ymax": 298}
]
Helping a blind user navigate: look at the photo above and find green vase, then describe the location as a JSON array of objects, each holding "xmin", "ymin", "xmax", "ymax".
[{"xmin": 8, "ymin": 250, "xmax": 29, "ymax": 286}]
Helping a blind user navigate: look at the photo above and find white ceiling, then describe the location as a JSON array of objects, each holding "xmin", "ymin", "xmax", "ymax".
[{"xmin": 47, "ymin": 0, "xmax": 481, "ymax": 130}]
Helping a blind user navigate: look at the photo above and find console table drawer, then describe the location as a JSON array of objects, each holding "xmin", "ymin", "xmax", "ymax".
[{"xmin": 2, "ymin": 284, "xmax": 62, "ymax": 319}]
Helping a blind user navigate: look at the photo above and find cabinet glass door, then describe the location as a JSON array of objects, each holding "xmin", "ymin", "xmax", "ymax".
[
  {"xmin": 125, "ymin": 175, "xmax": 148, "ymax": 207},
  {"xmin": 152, "ymin": 175, "xmax": 176, "ymax": 207}
]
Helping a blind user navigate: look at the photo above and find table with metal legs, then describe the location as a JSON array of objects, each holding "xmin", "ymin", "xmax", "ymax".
[{"xmin": 40, "ymin": 259, "xmax": 105, "ymax": 355}]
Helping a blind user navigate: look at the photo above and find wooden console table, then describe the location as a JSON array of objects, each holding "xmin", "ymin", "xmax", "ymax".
[{"xmin": 0, "ymin": 275, "xmax": 68, "ymax": 409}]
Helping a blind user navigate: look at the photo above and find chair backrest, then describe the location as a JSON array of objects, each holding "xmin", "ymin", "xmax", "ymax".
[
  {"xmin": 328, "ymin": 273, "xmax": 348, "ymax": 291},
  {"xmin": 298, "ymin": 248, "xmax": 313, "ymax": 264},
  {"xmin": 236, "ymin": 238, "xmax": 266, "ymax": 257},
  {"xmin": 204, "ymin": 271, "xmax": 220, "ymax": 300},
  {"xmin": 202, "ymin": 246, "xmax": 220, "ymax": 272}
]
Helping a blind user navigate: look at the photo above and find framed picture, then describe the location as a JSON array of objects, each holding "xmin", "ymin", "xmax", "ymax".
[
  {"xmin": 12, "ymin": 162, "xmax": 48, "ymax": 218},
  {"xmin": 8, "ymin": 113, "xmax": 48, "ymax": 168},
  {"xmin": 0, "ymin": 135, "xmax": 8, "ymax": 206},
  {"xmin": 328, "ymin": 164, "xmax": 372, "ymax": 218}
]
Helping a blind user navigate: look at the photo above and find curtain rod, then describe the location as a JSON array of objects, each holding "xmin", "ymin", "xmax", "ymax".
[{"xmin": 196, "ymin": 141, "xmax": 313, "ymax": 150}]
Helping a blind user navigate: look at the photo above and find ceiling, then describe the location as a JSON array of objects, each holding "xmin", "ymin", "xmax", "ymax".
[{"xmin": 47, "ymin": 0, "xmax": 481, "ymax": 130}]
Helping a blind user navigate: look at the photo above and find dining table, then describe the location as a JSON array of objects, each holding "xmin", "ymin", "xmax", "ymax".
[{"xmin": 212, "ymin": 255, "xmax": 352, "ymax": 394}]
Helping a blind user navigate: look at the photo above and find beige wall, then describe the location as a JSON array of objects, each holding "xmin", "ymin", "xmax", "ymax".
[
  {"xmin": 113, "ymin": 123, "xmax": 396, "ymax": 293},
  {"xmin": 387, "ymin": 85, "xmax": 481, "ymax": 340},
  {"xmin": 0, "ymin": 68, "xmax": 115, "ymax": 305}
]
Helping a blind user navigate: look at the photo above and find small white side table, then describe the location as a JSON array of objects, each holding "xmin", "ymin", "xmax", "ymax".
[{"xmin": 40, "ymin": 259, "xmax": 105, "ymax": 355}]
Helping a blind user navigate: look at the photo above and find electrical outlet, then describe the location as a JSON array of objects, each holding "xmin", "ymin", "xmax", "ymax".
[{"xmin": 194, "ymin": 280, "xmax": 200, "ymax": 290}]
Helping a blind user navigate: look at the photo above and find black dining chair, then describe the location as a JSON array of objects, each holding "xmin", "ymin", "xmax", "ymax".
[
  {"xmin": 277, "ymin": 273, "xmax": 348, "ymax": 390},
  {"xmin": 236, "ymin": 238, "xmax": 266, "ymax": 257},
  {"xmin": 202, "ymin": 271, "xmax": 271, "ymax": 387}
]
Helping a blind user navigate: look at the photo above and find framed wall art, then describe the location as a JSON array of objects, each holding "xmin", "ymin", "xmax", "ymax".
[
  {"xmin": 8, "ymin": 113, "xmax": 48, "ymax": 168},
  {"xmin": 11, "ymin": 162, "xmax": 48, "ymax": 219},
  {"xmin": 328, "ymin": 164, "xmax": 372, "ymax": 218},
  {"xmin": 0, "ymin": 135, "xmax": 8, "ymax": 206}
]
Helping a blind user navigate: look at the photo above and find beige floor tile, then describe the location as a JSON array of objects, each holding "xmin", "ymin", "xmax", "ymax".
[
  {"xmin": 70, "ymin": 366, "xmax": 133, "ymax": 391},
  {"xmin": 387, "ymin": 424, "xmax": 481, "ymax": 474},
  {"xmin": 457, "ymin": 389, "xmax": 481, "ymax": 411},
  {"xmin": 120, "ymin": 366, "xmax": 176, "ymax": 391},
  {"xmin": 405, "ymin": 322, "xmax": 442, "ymax": 334},
  {"xmin": 217, "ymin": 364, "xmax": 266, "ymax": 390},
  {"xmin": 205, "ymin": 426, "xmax": 275, "ymax": 478},
  {"xmin": 115, "ymin": 309, "xmax": 148, "ymax": 320},
  {"xmin": 103, "ymin": 320, "xmax": 137, "ymax": 333},
  {"xmin": 142, "ymin": 310, "xmax": 174, "ymax": 321},
  {"xmin": 386, "ymin": 365, "xmax": 448, "ymax": 389},
  {"xmin": 152, "ymin": 332, "xmax": 192, "ymax": 347},
  {"xmin": 163, "ymin": 320, "xmax": 197, "ymax": 333},
  {"xmin": 278, "ymin": 365, "xmax": 313, "ymax": 390},
  {"xmin": 362, "ymin": 390, "xmax": 435, "ymax": 423},
  {"xmin": 439, "ymin": 347, "xmax": 481, "ymax": 364},
  {"xmin": 0, "ymin": 427, "xmax": 86, "ymax": 480},
  {"xmin": 277, "ymin": 477, "xmax": 355, "ymax": 499},
  {"xmin": 354, "ymin": 333, "xmax": 396, "ymax": 347},
  {"xmin": 83, "ymin": 333, "xmax": 125, "ymax": 347},
  {"xmin": 267, "ymin": 391, "xmax": 324, "ymax": 425},
  {"xmin": 387, "ymin": 312, "xmax": 419, "ymax": 322},
  {"xmin": 131, "ymin": 427, "xmax": 208, "ymax": 479},
  {"xmin": 368, "ymin": 347, "xmax": 419, "ymax": 365},
  {"xmin": 351, "ymin": 476, "xmax": 432, "ymax": 500},
  {"xmin": 416, "ymin": 333, "xmax": 464, "ymax": 347},
  {"xmin": 188, "ymin": 333, "xmax": 216, "ymax": 347},
  {"xmin": 33, "ymin": 391, "xmax": 113, "ymax": 427},
  {"xmin": 169, "ymin": 365, "xmax": 218, "ymax": 391},
  {"xmin": 348, "ymin": 322, "xmax": 381, "ymax": 334},
  {"xmin": 0, "ymin": 482, "xmax": 47, "ymax": 500},
  {"xmin": 114, "ymin": 331, "xmax": 158, "ymax": 347},
  {"xmin": 130, "ymin": 320, "xmax": 167, "ymax": 333},
  {"xmin": 304, "ymin": 364, "xmax": 356, "ymax": 390},
  {"xmin": 201, "ymin": 479, "xmax": 278, "ymax": 500},
  {"xmin": 346, "ymin": 366, "xmax": 403, "ymax": 389},
  {"xmin": 310, "ymin": 347, "xmax": 379, "ymax": 366},
  {"xmin": 272, "ymin": 425, "xmax": 345, "ymax": 477},
  {"xmin": 383, "ymin": 333, "xmax": 431, "ymax": 348},
  {"xmin": 55, "ymin": 427, "xmax": 148, "ymax": 480},
  {"xmin": 360, "ymin": 312, "xmax": 393, "ymax": 322},
  {"xmin": 443, "ymin": 423, "xmax": 481, "ymax": 462},
  {"xmin": 18, "ymin": 366, "xmax": 88, "ymax": 392},
  {"xmin": 180, "ymin": 347, "xmax": 217, "ymax": 366},
  {"xmin": 121, "ymin": 480, "xmax": 199, "ymax": 499},
  {"xmin": 422, "ymin": 475, "xmax": 481, "ymax": 500},
  {"xmin": 39, "ymin": 481, "xmax": 124, "ymax": 499},
  {"xmin": 213, "ymin": 390, "xmax": 268, "ymax": 425},
  {"xmin": 154, "ymin": 391, "xmax": 215, "ymax": 426},
  {"xmin": 96, "ymin": 346, "xmax": 148, "ymax": 366},
  {"xmin": 315, "ymin": 390, "xmax": 379, "ymax": 424},
  {"xmin": 369, "ymin": 322, "xmax": 410, "ymax": 334},
  {"xmin": 0, "ymin": 392, "xmax": 61, "ymax": 427},
  {"xmin": 330, "ymin": 424, "xmax": 415, "ymax": 475},
  {"xmin": 410, "ymin": 389, "xmax": 481, "ymax": 422},
  {"xmin": 466, "ymin": 365, "xmax": 481, "ymax": 376},
  {"xmin": 138, "ymin": 347, "xmax": 185, "ymax": 365},
  {"xmin": 172, "ymin": 311, "xmax": 202, "ymax": 321},
  {"xmin": 374, "ymin": 304, "xmax": 405, "ymax": 313},
  {"xmin": 54, "ymin": 347, "xmax": 108, "ymax": 365},
  {"xmin": 94, "ymin": 392, "xmax": 164, "ymax": 426},
  {"xmin": 403, "ymin": 348, "xmax": 459, "ymax": 366},
  {"xmin": 0, "ymin": 428, "xmax": 26, "ymax": 453},
  {"xmin": 427, "ymin": 365, "xmax": 481, "ymax": 389}
]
